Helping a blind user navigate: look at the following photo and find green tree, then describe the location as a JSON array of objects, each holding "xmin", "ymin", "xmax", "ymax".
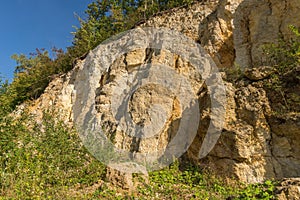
[
  {"xmin": 0, "ymin": 76, "xmax": 8, "ymax": 95},
  {"xmin": 70, "ymin": 0, "xmax": 194, "ymax": 57},
  {"xmin": 0, "ymin": 76, "xmax": 10, "ymax": 115},
  {"xmin": 3, "ymin": 48, "xmax": 69, "ymax": 109},
  {"xmin": 70, "ymin": 0, "xmax": 138, "ymax": 57}
]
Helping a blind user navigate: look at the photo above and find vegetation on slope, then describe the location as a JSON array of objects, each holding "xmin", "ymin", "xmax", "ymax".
[
  {"xmin": 224, "ymin": 25, "xmax": 300, "ymax": 114},
  {"xmin": 1, "ymin": 0, "xmax": 299, "ymax": 199},
  {"xmin": 0, "ymin": 111, "xmax": 276, "ymax": 199},
  {"xmin": 262, "ymin": 25, "xmax": 300, "ymax": 113},
  {"xmin": 0, "ymin": 112, "xmax": 105, "ymax": 198}
]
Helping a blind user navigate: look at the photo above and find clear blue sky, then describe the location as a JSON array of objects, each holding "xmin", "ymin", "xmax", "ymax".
[{"xmin": 0, "ymin": 0, "xmax": 94, "ymax": 81}]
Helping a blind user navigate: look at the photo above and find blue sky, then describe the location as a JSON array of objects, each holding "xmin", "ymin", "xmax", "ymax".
[{"xmin": 0, "ymin": 0, "xmax": 94, "ymax": 81}]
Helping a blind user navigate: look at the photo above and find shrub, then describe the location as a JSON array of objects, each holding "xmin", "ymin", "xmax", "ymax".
[
  {"xmin": 0, "ymin": 111, "xmax": 105, "ymax": 199},
  {"xmin": 262, "ymin": 25, "xmax": 300, "ymax": 112}
]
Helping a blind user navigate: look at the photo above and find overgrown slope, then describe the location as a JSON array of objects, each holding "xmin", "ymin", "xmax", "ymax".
[{"xmin": 0, "ymin": 0, "xmax": 300, "ymax": 199}]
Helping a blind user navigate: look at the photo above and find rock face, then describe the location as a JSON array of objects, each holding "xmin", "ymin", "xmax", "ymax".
[
  {"xmin": 244, "ymin": 66, "xmax": 274, "ymax": 81},
  {"xmin": 27, "ymin": 0, "xmax": 300, "ymax": 185},
  {"xmin": 234, "ymin": 0, "xmax": 300, "ymax": 69},
  {"xmin": 276, "ymin": 178, "xmax": 300, "ymax": 200},
  {"xmin": 189, "ymin": 81, "xmax": 300, "ymax": 183},
  {"xmin": 141, "ymin": 0, "xmax": 243, "ymax": 68},
  {"xmin": 27, "ymin": 69, "xmax": 76, "ymax": 126}
]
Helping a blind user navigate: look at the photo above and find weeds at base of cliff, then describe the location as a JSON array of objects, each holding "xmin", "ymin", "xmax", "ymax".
[
  {"xmin": 0, "ymin": 111, "xmax": 277, "ymax": 199},
  {"xmin": 93, "ymin": 161, "xmax": 277, "ymax": 200}
]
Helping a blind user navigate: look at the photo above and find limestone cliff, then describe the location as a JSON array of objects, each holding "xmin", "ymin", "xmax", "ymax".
[{"xmin": 26, "ymin": 0, "xmax": 300, "ymax": 186}]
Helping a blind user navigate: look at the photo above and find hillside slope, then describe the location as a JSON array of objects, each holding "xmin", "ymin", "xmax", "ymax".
[{"xmin": 14, "ymin": 0, "xmax": 300, "ymax": 199}]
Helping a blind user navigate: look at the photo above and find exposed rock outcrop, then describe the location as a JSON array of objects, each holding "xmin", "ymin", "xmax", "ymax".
[
  {"xmin": 244, "ymin": 66, "xmax": 274, "ymax": 81},
  {"xmin": 234, "ymin": 0, "xmax": 300, "ymax": 69},
  {"xmin": 141, "ymin": 0, "xmax": 243, "ymax": 68},
  {"xmin": 25, "ymin": 0, "xmax": 300, "ymax": 187},
  {"xmin": 276, "ymin": 178, "xmax": 300, "ymax": 200}
]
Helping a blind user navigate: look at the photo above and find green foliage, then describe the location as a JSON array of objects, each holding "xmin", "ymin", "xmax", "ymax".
[
  {"xmin": 70, "ymin": 0, "xmax": 139, "ymax": 57},
  {"xmin": 1, "ymin": 48, "xmax": 73, "ymax": 111},
  {"xmin": 0, "ymin": 77, "xmax": 12, "ymax": 116},
  {"xmin": 0, "ymin": 112, "xmax": 105, "ymax": 199},
  {"xmin": 223, "ymin": 63, "xmax": 243, "ymax": 82},
  {"xmin": 0, "ymin": 77, "xmax": 8, "ymax": 95},
  {"xmin": 70, "ymin": 0, "xmax": 194, "ymax": 58},
  {"xmin": 237, "ymin": 180, "xmax": 276, "ymax": 200},
  {"xmin": 262, "ymin": 25, "xmax": 300, "ymax": 112},
  {"xmin": 92, "ymin": 162, "xmax": 277, "ymax": 199},
  {"xmin": 10, "ymin": 50, "xmax": 53, "ymax": 103},
  {"xmin": 263, "ymin": 25, "xmax": 300, "ymax": 73}
]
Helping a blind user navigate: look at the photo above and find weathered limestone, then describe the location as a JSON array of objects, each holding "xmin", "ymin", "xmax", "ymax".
[
  {"xmin": 234, "ymin": 0, "xmax": 300, "ymax": 69},
  {"xmin": 141, "ymin": 0, "xmax": 243, "ymax": 68},
  {"xmin": 244, "ymin": 66, "xmax": 274, "ymax": 81},
  {"xmin": 276, "ymin": 178, "xmax": 300, "ymax": 200},
  {"xmin": 25, "ymin": 0, "xmax": 300, "ymax": 187}
]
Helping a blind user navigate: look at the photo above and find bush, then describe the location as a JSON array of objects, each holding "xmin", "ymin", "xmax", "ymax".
[
  {"xmin": 262, "ymin": 25, "xmax": 300, "ymax": 112},
  {"xmin": 0, "ymin": 111, "xmax": 105, "ymax": 199},
  {"xmin": 263, "ymin": 25, "xmax": 300, "ymax": 73}
]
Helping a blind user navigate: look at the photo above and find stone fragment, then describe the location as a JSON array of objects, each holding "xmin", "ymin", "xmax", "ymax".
[{"xmin": 244, "ymin": 66, "xmax": 274, "ymax": 81}]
